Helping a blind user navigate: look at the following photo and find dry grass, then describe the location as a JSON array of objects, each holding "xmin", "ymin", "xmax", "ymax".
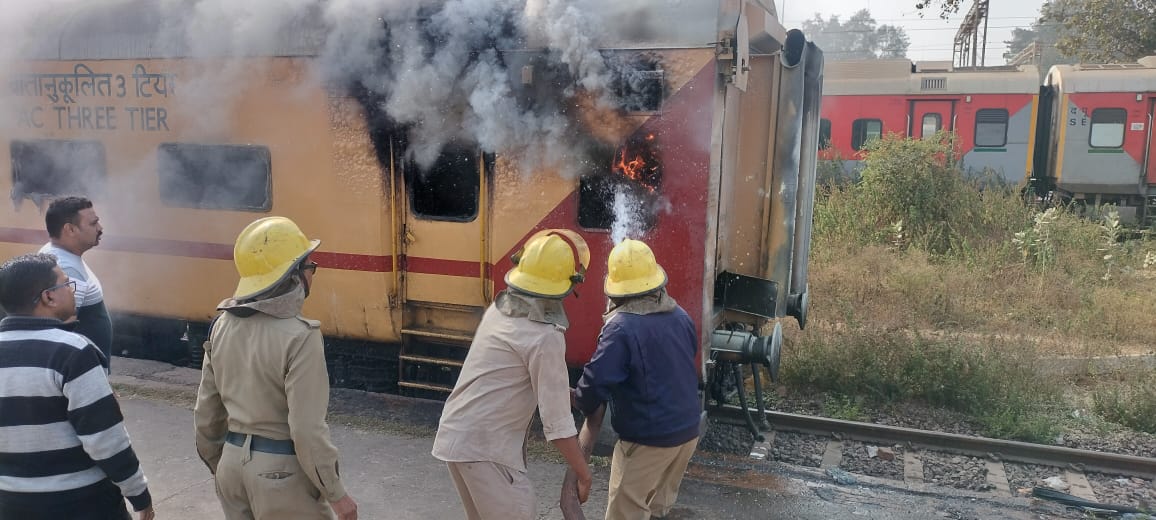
[{"xmin": 804, "ymin": 243, "xmax": 1156, "ymax": 357}]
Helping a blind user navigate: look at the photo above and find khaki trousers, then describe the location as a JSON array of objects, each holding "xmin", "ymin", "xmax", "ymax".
[
  {"xmin": 214, "ymin": 440, "xmax": 336, "ymax": 520},
  {"xmin": 446, "ymin": 461, "xmax": 536, "ymax": 520},
  {"xmin": 606, "ymin": 437, "xmax": 699, "ymax": 520}
]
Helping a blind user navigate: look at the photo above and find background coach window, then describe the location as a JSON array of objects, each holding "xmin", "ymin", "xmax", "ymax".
[
  {"xmin": 851, "ymin": 119, "xmax": 882, "ymax": 150},
  {"xmin": 158, "ymin": 143, "xmax": 272, "ymax": 211},
  {"xmin": 819, "ymin": 119, "xmax": 832, "ymax": 149},
  {"xmin": 1089, "ymin": 108, "xmax": 1127, "ymax": 148},
  {"xmin": 974, "ymin": 109, "xmax": 1009, "ymax": 148},
  {"xmin": 921, "ymin": 113, "xmax": 942, "ymax": 139},
  {"xmin": 10, "ymin": 140, "xmax": 106, "ymax": 201},
  {"xmin": 406, "ymin": 144, "xmax": 489, "ymax": 221}
]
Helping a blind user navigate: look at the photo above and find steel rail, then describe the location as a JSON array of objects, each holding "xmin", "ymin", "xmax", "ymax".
[{"xmin": 717, "ymin": 405, "xmax": 1156, "ymax": 479}]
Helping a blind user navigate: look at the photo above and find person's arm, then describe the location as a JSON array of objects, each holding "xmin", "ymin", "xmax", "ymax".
[
  {"xmin": 62, "ymin": 344, "xmax": 151, "ymax": 512},
  {"xmin": 193, "ymin": 333, "xmax": 227, "ymax": 473},
  {"xmin": 552, "ymin": 436, "xmax": 593, "ymax": 503},
  {"xmin": 285, "ymin": 327, "xmax": 350, "ymax": 505},
  {"xmin": 525, "ymin": 329, "xmax": 590, "ymax": 499},
  {"xmin": 561, "ymin": 404, "xmax": 605, "ymax": 516},
  {"xmin": 572, "ymin": 321, "xmax": 630, "ymax": 415}
]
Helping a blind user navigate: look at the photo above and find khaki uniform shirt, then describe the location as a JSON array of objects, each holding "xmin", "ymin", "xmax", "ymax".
[
  {"xmin": 431, "ymin": 303, "xmax": 577, "ymax": 472},
  {"xmin": 194, "ymin": 288, "xmax": 346, "ymax": 502}
]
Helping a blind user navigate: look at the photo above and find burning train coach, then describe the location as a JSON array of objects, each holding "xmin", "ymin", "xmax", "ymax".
[{"xmin": 0, "ymin": 0, "xmax": 823, "ymax": 421}]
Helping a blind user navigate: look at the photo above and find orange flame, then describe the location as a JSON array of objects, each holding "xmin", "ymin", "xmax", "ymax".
[{"xmin": 612, "ymin": 134, "xmax": 659, "ymax": 192}]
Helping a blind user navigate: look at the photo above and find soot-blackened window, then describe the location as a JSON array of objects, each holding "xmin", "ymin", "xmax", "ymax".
[
  {"xmin": 613, "ymin": 55, "xmax": 666, "ymax": 113},
  {"xmin": 10, "ymin": 140, "xmax": 106, "ymax": 200},
  {"xmin": 158, "ymin": 143, "xmax": 272, "ymax": 212},
  {"xmin": 406, "ymin": 145, "xmax": 489, "ymax": 222},
  {"xmin": 578, "ymin": 137, "xmax": 660, "ymax": 231},
  {"xmin": 579, "ymin": 175, "xmax": 618, "ymax": 230}
]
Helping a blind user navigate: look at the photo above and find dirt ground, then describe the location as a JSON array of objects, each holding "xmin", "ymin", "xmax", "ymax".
[{"xmin": 111, "ymin": 358, "xmax": 1064, "ymax": 519}]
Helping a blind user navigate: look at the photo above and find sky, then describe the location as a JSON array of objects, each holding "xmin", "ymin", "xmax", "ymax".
[{"xmin": 777, "ymin": 0, "xmax": 1048, "ymax": 63}]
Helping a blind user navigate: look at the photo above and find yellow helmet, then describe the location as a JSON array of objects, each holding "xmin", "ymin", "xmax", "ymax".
[
  {"xmin": 232, "ymin": 216, "xmax": 320, "ymax": 300},
  {"xmin": 505, "ymin": 229, "xmax": 590, "ymax": 298},
  {"xmin": 604, "ymin": 238, "xmax": 667, "ymax": 298}
]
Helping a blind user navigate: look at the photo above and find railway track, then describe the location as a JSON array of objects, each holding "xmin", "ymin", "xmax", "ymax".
[{"xmin": 714, "ymin": 405, "xmax": 1156, "ymax": 509}]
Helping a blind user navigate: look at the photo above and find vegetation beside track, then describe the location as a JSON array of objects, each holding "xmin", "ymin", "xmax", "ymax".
[{"xmin": 781, "ymin": 134, "xmax": 1156, "ymax": 442}]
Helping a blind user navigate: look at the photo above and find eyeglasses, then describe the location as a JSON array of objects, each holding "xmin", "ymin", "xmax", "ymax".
[
  {"xmin": 33, "ymin": 280, "xmax": 77, "ymax": 304},
  {"xmin": 300, "ymin": 262, "xmax": 319, "ymax": 274}
]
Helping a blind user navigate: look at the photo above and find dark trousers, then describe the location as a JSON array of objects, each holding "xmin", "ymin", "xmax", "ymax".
[{"xmin": 0, "ymin": 481, "xmax": 130, "ymax": 520}]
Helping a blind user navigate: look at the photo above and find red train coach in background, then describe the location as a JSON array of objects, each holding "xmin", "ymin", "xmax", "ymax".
[
  {"xmin": 1035, "ymin": 57, "xmax": 1156, "ymax": 226},
  {"xmin": 820, "ymin": 59, "xmax": 1040, "ymax": 184}
]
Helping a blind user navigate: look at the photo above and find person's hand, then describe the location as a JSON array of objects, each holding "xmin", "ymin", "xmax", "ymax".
[
  {"xmin": 137, "ymin": 505, "xmax": 155, "ymax": 520},
  {"xmin": 569, "ymin": 388, "xmax": 580, "ymax": 410},
  {"xmin": 330, "ymin": 494, "xmax": 358, "ymax": 520},
  {"xmin": 577, "ymin": 468, "xmax": 592, "ymax": 504}
]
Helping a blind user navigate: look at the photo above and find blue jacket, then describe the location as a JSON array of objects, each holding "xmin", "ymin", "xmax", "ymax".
[{"xmin": 573, "ymin": 306, "xmax": 701, "ymax": 447}]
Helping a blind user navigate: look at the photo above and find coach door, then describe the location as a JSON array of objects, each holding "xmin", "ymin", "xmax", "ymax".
[
  {"xmin": 910, "ymin": 100, "xmax": 955, "ymax": 140},
  {"xmin": 1146, "ymin": 97, "xmax": 1156, "ymax": 186},
  {"xmin": 394, "ymin": 142, "xmax": 493, "ymax": 394},
  {"xmin": 1144, "ymin": 97, "xmax": 1156, "ymax": 228}
]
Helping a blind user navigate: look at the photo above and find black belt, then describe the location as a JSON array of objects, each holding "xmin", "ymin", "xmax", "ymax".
[{"xmin": 225, "ymin": 431, "xmax": 296, "ymax": 455}]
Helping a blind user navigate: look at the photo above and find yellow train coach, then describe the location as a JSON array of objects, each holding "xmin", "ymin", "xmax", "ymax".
[{"xmin": 0, "ymin": 0, "xmax": 822, "ymax": 405}]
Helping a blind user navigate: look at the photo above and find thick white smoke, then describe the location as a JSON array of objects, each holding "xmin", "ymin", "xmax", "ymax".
[{"xmin": 317, "ymin": 0, "xmax": 620, "ymax": 175}]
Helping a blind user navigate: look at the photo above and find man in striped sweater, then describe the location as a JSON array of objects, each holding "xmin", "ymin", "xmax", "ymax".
[{"xmin": 0, "ymin": 253, "xmax": 154, "ymax": 520}]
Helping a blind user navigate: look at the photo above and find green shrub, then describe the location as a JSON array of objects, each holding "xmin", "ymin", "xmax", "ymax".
[
  {"xmin": 1092, "ymin": 376, "xmax": 1156, "ymax": 434},
  {"xmin": 822, "ymin": 394, "xmax": 866, "ymax": 422}
]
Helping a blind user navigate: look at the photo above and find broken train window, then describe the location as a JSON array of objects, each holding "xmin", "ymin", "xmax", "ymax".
[
  {"xmin": 612, "ymin": 54, "xmax": 667, "ymax": 113},
  {"xmin": 10, "ymin": 140, "xmax": 106, "ymax": 202},
  {"xmin": 158, "ymin": 143, "xmax": 272, "ymax": 212},
  {"xmin": 578, "ymin": 134, "xmax": 661, "ymax": 231},
  {"xmin": 405, "ymin": 144, "xmax": 491, "ymax": 222}
]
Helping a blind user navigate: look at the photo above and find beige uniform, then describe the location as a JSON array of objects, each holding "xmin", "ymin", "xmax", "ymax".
[
  {"xmin": 432, "ymin": 296, "xmax": 578, "ymax": 520},
  {"xmin": 194, "ymin": 288, "xmax": 346, "ymax": 520}
]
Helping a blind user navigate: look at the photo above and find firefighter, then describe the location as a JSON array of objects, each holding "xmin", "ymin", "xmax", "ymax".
[
  {"xmin": 194, "ymin": 216, "xmax": 358, "ymax": 520},
  {"xmin": 572, "ymin": 239, "xmax": 701, "ymax": 520},
  {"xmin": 432, "ymin": 229, "xmax": 593, "ymax": 520}
]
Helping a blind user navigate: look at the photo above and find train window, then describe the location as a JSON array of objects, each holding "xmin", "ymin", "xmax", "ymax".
[
  {"xmin": 577, "ymin": 142, "xmax": 657, "ymax": 232},
  {"xmin": 851, "ymin": 119, "xmax": 882, "ymax": 150},
  {"xmin": 1090, "ymin": 108, "xmax": 1127, "ymax": 148},
  {"xmin": 921, "ymin": 114, "xmax": 942, "ymax": 139},
  {"xmin": 405, "ymin": 144, "xmax": 488, "ymax": 222},
  {"xmin": 10, "ymin": 140, "xmax": 106, "ymax": 201},
  {"xmin": 613, "ymin": 55, "xmax": 666, "ymax": 112},
  {"xmin": 819, "ymin": 119, "xmax": 832, "ymax": 149},
  {"xmin": 578, "ymin": 175, "xmax": 618, "ymax": 229},
  {"xmin": 158, "ymin": 143, "xmax": 272, "ymax": 212},
  {"xmin": 974, "ymin": 109, "xmax": 1008, "ymax": 148}
]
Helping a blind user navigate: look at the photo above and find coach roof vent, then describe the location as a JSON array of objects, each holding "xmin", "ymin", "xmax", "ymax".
[
  {"xmin": 915, "ymin": 60, "xmax": 953, "ymax": 73},
  {"xmin": 920, "ymin": 77, "xmax": 947, "ymax": 90}
]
